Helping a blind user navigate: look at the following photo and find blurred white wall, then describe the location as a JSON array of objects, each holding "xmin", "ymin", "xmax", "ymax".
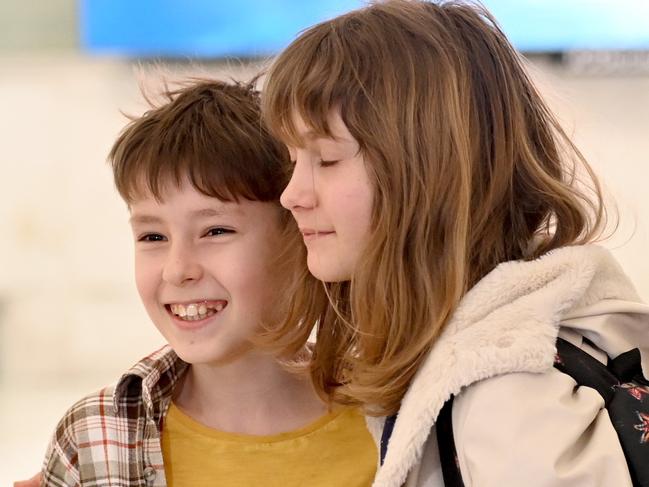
[
  {"xmin": 533, "ymin": 57, "xmax": 649, "ymax": 290},
  {"xmin": 0, "ymin": 53, "xmax": 648, "ymax": 483}
]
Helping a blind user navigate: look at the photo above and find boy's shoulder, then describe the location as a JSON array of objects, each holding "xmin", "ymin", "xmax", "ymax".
[
  {"xmin": 43, "ymin": 345, "xmax": 185, "ymax": 484},
  {"xmin": 47, "ymin": 345, "xmax": 187, "ymax": 456}
]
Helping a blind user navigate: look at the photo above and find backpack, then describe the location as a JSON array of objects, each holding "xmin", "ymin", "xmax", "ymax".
[{"xmin": 379, "ymin": 337, "xmax": 649, "ymax": 486}]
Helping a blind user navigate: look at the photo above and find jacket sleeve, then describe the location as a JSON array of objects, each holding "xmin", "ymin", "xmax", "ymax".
[
  {"xmin": 452, "ymin": 367, "xmax": 633, "ymax": 487},
  {"xmin": 41, "ymin": 411, "xmax": 81, "ymax": 487}
]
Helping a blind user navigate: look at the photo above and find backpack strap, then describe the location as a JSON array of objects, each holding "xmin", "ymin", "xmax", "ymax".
[
  {"xmin": 436, "ymin": 395, "xmax": 465, "ymax": 487},
  {"xmin": 609, "ymin": 348, "xmax": 649, "ymax": 386},
  {"xmin": 379, "ymin": 414, "xmax": 397, "ymax": 466},
  {"xmin": 554, "ymin": 337, "xmax": 649, "ymax": 487},
  {"xmin": 379, "ymin": 400, "xmax": 466, "ymax": 484},
  {"xmin": 554, "ymin": 337, "xmax": 618, "ymax": 405}
]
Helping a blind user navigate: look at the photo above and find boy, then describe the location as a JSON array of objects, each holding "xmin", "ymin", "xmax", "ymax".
[{"xmin": 39, "ymin": 79, "xmax": 376, "ymax": 486}]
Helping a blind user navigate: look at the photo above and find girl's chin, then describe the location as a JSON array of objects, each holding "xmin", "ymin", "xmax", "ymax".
[{"xmin": 307, "ymin": 261, "xmax": 353, "ymax": 283}]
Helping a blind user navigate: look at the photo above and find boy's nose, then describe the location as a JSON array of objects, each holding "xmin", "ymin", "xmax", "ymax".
[
  {"xmin": 280, "ymin": 157, "xmax": 316, "ymax": 211},
  {"xmin": 162, "ymin": 244, "xmax": 203, "ymax": 286}
]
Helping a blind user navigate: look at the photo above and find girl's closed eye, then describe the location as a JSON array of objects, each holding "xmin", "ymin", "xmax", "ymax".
[{"xmin": 319, "ymin": 159, "xmax": 340, "ymax": 168}]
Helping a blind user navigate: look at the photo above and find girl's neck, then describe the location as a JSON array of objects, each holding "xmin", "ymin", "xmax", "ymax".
[{"xmin": 173, "ymin": 351, "xmax": 329, "ymax": 435}]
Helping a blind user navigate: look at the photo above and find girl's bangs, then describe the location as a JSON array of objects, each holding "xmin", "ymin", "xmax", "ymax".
[{"xmin": 263, "ymin": 21, "xmax": 362, "ymax": 148}]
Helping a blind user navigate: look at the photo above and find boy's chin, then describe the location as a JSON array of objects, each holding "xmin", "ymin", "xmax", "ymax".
[{"xmin": 172, "ymin": 341, "xmax": 253, "ymax": 367}]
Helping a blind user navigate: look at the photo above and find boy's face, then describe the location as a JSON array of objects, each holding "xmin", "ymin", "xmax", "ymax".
[{"xmin": 129, "ymin": 181, "xmax": 284, "ymax": 365}]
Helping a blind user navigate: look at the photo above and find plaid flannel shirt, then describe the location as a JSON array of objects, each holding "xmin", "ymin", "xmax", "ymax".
[{"xmin": 42, "ymin": 346, "xmax": 188, "ymax": 487}]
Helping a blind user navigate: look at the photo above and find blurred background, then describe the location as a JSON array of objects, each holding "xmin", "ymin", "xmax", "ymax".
[{"xmin": 1, "ymin": 0, "xmax": 648, "ymax": 482}]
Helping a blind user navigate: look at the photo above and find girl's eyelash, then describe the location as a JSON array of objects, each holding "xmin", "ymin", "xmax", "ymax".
[
  {"xmin": 286, "ymin": 159, "xmax": 339, "ymax": 168},
  {"xmin": 319, "ymin": 159, "xmax": 340, "ymax": 167}
]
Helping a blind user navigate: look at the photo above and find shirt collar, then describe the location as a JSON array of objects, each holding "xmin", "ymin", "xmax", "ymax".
[{"xmin": 113, "ymin": 345, "xmax": 189, "ymax": 419}]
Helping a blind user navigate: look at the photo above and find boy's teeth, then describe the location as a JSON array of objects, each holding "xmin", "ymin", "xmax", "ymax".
[{"xmin": 170, "ymin": 301, "xmax": 226, "ymax": 321}]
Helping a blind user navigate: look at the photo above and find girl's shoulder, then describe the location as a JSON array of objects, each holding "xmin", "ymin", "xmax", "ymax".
[{"xmin": 451, "ymin": 365, "xmax": 632, "ymax": 485}]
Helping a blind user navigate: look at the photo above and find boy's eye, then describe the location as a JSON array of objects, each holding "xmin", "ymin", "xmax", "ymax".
[
  {"xmin": 205, "ymin": 227, "xmax": 234, "ymax": 237},
  {"xmin": 139, "ymin": 233, "xmax": 166, "ymax": 242}
]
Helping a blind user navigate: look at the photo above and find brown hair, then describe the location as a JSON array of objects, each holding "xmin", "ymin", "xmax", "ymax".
[
  {"xmin": 261, "ymin": 0, "xmax": 608, "ymax": 415},
  {"xmin": 109, "ymin": 78, "xmax": 289, "ymax": 204}
]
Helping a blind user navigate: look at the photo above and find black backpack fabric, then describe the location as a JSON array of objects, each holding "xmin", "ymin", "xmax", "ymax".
[{"xmin": 379, "ymin": 338, "xmax": 649, "ymax": 486}]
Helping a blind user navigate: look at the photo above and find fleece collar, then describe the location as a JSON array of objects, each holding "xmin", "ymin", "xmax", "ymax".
[{"xmin": 372, "ymin": 245, "xmax": 644, "ymax": 487}]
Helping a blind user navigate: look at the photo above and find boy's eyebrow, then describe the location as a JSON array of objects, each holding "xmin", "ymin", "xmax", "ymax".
[
  {"xmin": 129, "ymin": 207, "xmax": 240, "ymax": 225},
  {"xmin": 189, "ymin": 207, "xmax": 241, "ymax": 219},
  {"xmin": 129, "ymin": 214, "xmax": 162, "ymax": 225}
]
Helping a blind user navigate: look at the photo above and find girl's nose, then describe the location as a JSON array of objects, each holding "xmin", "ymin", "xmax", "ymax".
[{"xmin": 280, "ymin": 155, "xmax": 316, "ymax": 211}]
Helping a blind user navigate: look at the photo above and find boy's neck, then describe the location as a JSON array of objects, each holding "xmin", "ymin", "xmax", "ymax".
[{"xmin": 173, "ymin": 351, "xmax": 329, "ymax": 435}]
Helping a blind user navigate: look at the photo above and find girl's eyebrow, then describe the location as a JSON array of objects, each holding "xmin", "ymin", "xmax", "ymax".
[
  {"xmin": 317, "ymin": 137, "xmax": 360, "ymax": 154},
  {"xmin": 296, "ymin": 127, "xmax": 351, "ymax": 144}
]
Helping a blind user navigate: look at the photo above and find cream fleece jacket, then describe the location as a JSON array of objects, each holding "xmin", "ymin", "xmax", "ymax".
[{"xmin": 367, "ymin": 245, "xmax": 649, "ymax": 487}]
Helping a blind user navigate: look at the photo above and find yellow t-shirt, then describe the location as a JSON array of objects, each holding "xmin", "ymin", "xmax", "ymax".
[{"xmin": 161, "ymin": 402, "xmax": 377, "ymax": 487}]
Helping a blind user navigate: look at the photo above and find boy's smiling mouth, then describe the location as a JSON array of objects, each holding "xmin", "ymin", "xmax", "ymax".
[{"xmin": 166, "ymin": 300, "xmax": 228, "ymax": 322}]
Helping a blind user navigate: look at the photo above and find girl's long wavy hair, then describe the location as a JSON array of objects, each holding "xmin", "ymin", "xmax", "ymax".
[{"xmin": 260, "ymin": 0, "xmax": 608, "ymax": 415}]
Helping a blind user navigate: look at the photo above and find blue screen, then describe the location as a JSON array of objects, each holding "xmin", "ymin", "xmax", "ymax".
[
  {"xmin": 80, "ymin": 0, "xmax": 364, "ymax": 57},
  {"xmin": 483, "ymin": 0, "xmax": 649, "ymax": 51},
  {"xmin": 80, "ymin": 0, "xmax": 649, "ymax": 57}
]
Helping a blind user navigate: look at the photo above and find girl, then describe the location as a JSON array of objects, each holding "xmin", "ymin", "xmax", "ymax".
[{"xmin": 261, "ymin": 1, "xmax": 649, "ymax": 486}]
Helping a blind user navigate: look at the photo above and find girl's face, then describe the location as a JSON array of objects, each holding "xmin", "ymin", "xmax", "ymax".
[{"xmin": 281, "ymin": 111, "xmax": 374, "ymax": 282}]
